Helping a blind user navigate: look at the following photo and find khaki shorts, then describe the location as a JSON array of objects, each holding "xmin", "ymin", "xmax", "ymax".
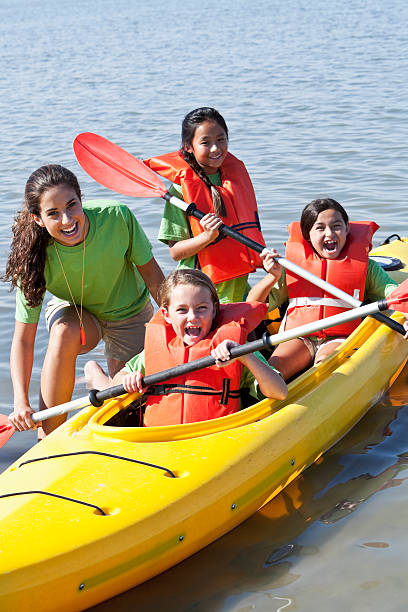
[
  {"xmin": 300, "ymin": 335, "xmax": 347, "ymax": 359},
  {"xmin": 45, "ymin": 298, "xmax": 154, "ymax": 362}
]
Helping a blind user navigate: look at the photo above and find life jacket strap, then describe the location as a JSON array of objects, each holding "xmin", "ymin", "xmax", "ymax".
[
  {"xmin": 287, "ymin": 296, "xmax": 355, "ymax": 310},
  {"xmin": 210, "ymin": 213, "xmax": 261, "ymax": 245},
  {"xmin": 146, "ymin": 381, "xmax": 241, "ymax": 405}
]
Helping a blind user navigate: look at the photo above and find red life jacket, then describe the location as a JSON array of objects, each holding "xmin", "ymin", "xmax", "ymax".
[
  {"xmin": 144, "ymin": 151, "xmax": 265, "ymax": 284},
  {"xmin": 284, "ymin": 221, "xmax": 378, "ymax": 337},
  {"xmin": 143, "ymin": 301, "xmax": 268, "ymax": 426}
]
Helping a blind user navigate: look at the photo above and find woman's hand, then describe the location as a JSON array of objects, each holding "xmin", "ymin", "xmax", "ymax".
[
  {"xmin": 200, "ymin": 213, "xmax": 223, "ymax": 242},
  {"xmin": 122, "ymin": 370, "xmax": 145, "ymax": 393},
  {"xmin": 8, "ymin": 402, "xmax": 36, "ymax": 431}
]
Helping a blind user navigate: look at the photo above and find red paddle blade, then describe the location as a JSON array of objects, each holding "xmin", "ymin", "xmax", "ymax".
[
  {"xmin": 73, "ymin": 133, "xmax": 167, "ymax": 199},
  {"xmin": 386, "ymin": 278, "xmax": 408, "ymax": 313},
  {"xmin": 0, "ymin": 414, "xmax": 15, "ymax": 447}
]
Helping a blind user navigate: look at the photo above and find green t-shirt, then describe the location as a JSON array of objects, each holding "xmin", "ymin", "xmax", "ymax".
[
  {"xmin": 125, "ymin": 349, "xmax": 272, "ymax": 408},
  {"xmin": 16, "ymin": 201, "xmax": 154, "ymax": 324},
  {"xmin": 158, "ymin": 179, "xmax": 250, "ymax": 304},
  {"xmin": 267, "ymin": 258, "xmax": 398, "ymax": 311}
]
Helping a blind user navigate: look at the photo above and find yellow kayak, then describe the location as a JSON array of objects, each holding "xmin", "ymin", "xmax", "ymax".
[{"xmin": 0, "ymin": 237, "xmax": 407, "ymax": 612}]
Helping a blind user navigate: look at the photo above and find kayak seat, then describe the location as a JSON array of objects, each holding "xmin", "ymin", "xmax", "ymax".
[{"xmin": 105, "ymin": 398, "xmax": 146, "ymax": 427}]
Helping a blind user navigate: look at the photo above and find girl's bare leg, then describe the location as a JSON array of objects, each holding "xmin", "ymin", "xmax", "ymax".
[
  {"xmin": 84, "ymin": 360, "xmax": 112, "ymax": 390},
  {"xmin": 268, "ymin": 338, "xmax": 313, "ymax": 380},
  {"xmin": 38, "ymin": 309, "xmax": 100, "ymax": 436},
  {"xmin": 314, "ymin": 341, "xmax": 343, "ymax": 365}
]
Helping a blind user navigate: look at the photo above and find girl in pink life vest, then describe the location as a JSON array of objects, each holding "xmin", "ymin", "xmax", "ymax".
[
  {"xmin": 85, "ymin": 270, "xmax": 287, "ymax": 426},
  {"xmin": 247, "ymin": 198, "xmax": 400, "ymax": 381},
  {"xmin": 145, "ymin": 107, "xmax": 265, "ymax": 304}
]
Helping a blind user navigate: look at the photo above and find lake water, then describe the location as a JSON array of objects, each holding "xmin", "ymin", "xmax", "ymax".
[{"xmin": 1, "ymin": 0, "xmax": 408, "ymax": 610}]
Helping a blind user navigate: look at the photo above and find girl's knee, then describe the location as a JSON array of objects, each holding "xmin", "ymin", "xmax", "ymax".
[{"xmin": 314, "ymin": 342, "xmax": 341, "ymax": 364}]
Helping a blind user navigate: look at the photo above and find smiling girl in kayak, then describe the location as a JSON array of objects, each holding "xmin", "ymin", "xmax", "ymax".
[
  {"xmin": 144, "ymin": 107, "xmax": 265, "ymax": 304},
  {"xmin": 4, "ymin": 164, "xmax": 164, "ymax": 435},
  {"xmin": 247, "ymin": 198, "xmax": 399, "ymax": 380},
  {"xmin": 85, "ymin": 269, "xmax": 287, "ymax": 426}
]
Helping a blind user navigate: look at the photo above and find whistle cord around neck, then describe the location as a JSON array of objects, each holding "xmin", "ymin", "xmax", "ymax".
[{"xmin": 53, "ymin": 239, "xmax": 86, "ymax": 345}]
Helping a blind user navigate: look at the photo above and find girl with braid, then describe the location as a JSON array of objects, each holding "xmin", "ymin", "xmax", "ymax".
[{"xmin": 144, "ymin": 107, "xmax": 266, "ymax": 303}]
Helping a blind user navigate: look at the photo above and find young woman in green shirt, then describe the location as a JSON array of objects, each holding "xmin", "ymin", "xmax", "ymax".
[{"xmin": 4, "ymin": 164, "xmax": 164, "ymax": 435}]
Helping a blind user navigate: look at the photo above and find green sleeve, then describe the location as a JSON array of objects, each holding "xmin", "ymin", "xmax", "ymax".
[
  {"xmin": 364, "ymin": 259, "xmax": 398, "ymax": 302},
  {"xmin": 124, "ymin": 206, "xmax": 153, "ymax": 266},
  {"xmin": 158, "ymin": 172, "xmax": 221, "ymax": 245},
  {"xmin": 124, "ymin": 350, "xmax": 145, "ymax": 374},
  {"xmin": 158, "ymin": 183, "xmax": 192, "ymax": 244},
  {"xmin": 15, "ymin": 286, "xmax": 43, "ymax": 324}
]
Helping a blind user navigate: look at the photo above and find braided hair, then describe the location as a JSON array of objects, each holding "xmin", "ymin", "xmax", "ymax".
[{"xmin": 181, "ymin": 107, "xmax": 228, "ymax": 218}]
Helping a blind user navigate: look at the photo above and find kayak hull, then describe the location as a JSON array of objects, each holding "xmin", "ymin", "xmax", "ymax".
[{"xmin": 0, "ymin": 238, "xmax": 407, "ymax": 611}]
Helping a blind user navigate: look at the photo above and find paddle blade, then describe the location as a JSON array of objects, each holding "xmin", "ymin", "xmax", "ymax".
[
  {"xmin": 386, "ymin": 278, "xmax": 408, "ymax": 312},
  {"xmin": 0, "ymin": 414, "xmax": 15, "ymax": 447},
  {"xmin": 73, "ymin": 133, "xmax": 167, "ymax": 199}
]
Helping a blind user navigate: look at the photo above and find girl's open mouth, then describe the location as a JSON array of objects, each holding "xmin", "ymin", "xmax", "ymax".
[
  {"xmin": 323, "ymin": 240, "xmax": 338, "ymax": 253},
  {"xmin": 185, "ymin": 326, "xmax": 201, "ymax": 338}
]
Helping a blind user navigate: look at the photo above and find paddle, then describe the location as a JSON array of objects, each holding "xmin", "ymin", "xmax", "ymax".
[
  {"xmin": 2, "ymin": 282, "xmax": 406, "ymax": 447},
  {"xmin": 73, "ymin": 132, "xmax": 403, "ymax": 335}
]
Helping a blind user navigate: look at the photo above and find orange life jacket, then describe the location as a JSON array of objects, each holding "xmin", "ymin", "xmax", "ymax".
[
  {"xmin": 143, "ymin": 301, "xmax": 268, "ymax": 426},
  {"xmin": 144, "ymin": 151, "xmax": 265, "ymax": 284},
  {"xmin": 284, "ymin": 221, "xmax": 378, "ymax": 337}
]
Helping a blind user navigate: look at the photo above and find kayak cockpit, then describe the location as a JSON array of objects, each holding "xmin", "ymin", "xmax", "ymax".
[{"xmin": 84, "ymin": 313, "xmax": 391, "ymax": 444}]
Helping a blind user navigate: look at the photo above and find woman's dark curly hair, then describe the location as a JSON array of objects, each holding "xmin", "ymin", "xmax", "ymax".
[
  {"xmin": 3, "ymin": 164, "xmax": 82, "ymax": 307},
  {"xmin": 181, "ymin": 107, "xmax": 229, "ymax": 217}
]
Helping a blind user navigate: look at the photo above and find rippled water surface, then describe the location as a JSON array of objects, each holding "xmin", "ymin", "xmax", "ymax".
[{"xmin": 1, "ymin": 0, "xmax": 408, "ymax": 610}]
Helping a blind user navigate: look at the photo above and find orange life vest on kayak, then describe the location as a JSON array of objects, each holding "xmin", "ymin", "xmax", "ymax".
[
  {"xmin": 144, "ymin": 151, "xmax": 265, "ymax": 284},
  {"xmin": 143, "ymin": 301, "xmax": 268, "ymax": 426},
  {"xmin": 284, "ymin": 221, "xmax": 378, "ymax": 337}
]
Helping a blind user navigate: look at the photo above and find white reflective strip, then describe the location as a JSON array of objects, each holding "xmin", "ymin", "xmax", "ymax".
[
  {"xmin": 169, "ymin": 195, "xmax": 189, "ymax": 212},
  {"xmin": 276, "ymin": 257, "xmax": 362, "ymax": 308},
  {"xmin": 288, "ymin": 297, "xmax": 354, "ymax": 310}
]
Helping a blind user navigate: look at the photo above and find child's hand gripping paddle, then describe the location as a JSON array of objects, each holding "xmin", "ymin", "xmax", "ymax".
[
  {"xmin": 2, "ymin": 281, "xmax": 406, "ymax": 448},
  {"xmin": 73, "ymin": 132, "xmax": 404, "ymax": 335}
]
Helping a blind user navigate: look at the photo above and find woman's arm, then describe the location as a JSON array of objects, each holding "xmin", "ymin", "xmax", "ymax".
[
  {"xmin": 168, "ymin": 213, "xmax": 222, "ymax": 261},
  {"xmin": 136, "ymin": 257, "xmax": 165, "ymax": 306},
  {"xmin": 8, "ymin": 321, "xmax": 38, "ymax": 430}
]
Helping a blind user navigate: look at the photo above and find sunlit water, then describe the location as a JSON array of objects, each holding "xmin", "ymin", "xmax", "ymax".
[{"xmin": 1, "ymin": 0, "xmax": 408, "ymax": 609}]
